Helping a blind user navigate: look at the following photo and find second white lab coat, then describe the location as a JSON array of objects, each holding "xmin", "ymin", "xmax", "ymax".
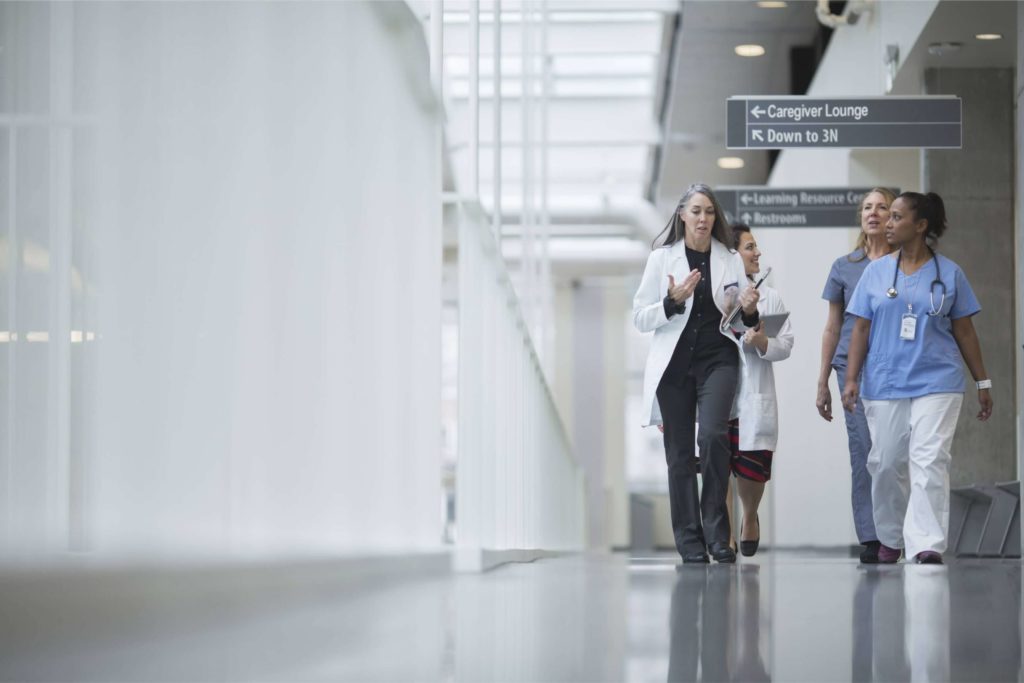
[{"xmin": 732, "ymin": 283, "xmax": 794, "ymax": 451}]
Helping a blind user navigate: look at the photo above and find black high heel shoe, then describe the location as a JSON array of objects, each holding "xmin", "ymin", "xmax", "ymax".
[{"xmin": 740, "ymin": 514, "xmax": 760, "ymax": 557}]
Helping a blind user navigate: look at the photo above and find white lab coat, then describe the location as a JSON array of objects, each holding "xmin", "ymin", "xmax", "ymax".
[
  {"xmin": 733, "ymin": 283, "xmax": 793, "ymax": 451},
  {"xmin": 632, "ymin": 238, "xmax": 750, "ymax": 427}
]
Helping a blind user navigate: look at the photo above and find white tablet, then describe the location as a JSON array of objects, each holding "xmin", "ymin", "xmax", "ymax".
[{"xmin": 760, "ymin": 312, "xmax": 790, "ymax": 338}]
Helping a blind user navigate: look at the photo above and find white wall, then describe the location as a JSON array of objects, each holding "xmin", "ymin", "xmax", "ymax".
[
  {"xmin": 0, "ymin": 2, "xmax": 443, "ymax": 557},
  {"xmin": 455, "ymin": 203, "xmax": 585, "ymax": 566},
  {"xmin": 764, "ymin": 1, "xmax": 938, "ymax": 547},
  {"xmin": 551, "ymin": 277, "xmax": 631, "ymax": 550}
]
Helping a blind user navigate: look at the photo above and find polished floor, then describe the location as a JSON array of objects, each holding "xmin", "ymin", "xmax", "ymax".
[{"xmin": 1, "ymin": 551, "xmax": 1021, "ymax": 681}]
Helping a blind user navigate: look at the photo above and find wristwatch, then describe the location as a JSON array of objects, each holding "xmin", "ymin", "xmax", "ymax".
[{"xmin": 976, "ymin": 379, "xmax": 992, "ymax": 390}]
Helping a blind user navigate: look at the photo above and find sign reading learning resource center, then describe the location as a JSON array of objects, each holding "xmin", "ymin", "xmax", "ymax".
[
  {"xmin": 717, "ymin": 187, "xmax": 896, "ymax": 229},
  {"xmin": 726, "ymin": 97, "xmax": 962, "ymax": 149}
]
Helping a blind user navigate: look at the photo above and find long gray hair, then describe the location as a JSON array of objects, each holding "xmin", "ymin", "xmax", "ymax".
[{"xmin": 652, "ymin": 183, "xmax": 734, "ymax": 250}]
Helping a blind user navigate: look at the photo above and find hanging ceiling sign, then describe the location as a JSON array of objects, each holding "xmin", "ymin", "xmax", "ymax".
[
  {"xmin": 717, "ymin": 187, "xmax": 899, "ymax": 228},
  {"xmin": 726, "ymin": 96, "xmax": 961, "ymax": 149}
]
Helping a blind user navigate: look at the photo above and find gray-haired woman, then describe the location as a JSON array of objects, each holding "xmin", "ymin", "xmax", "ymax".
[{"xmin": 633, "ymin": 183, "xmax": 761, "ymax": 564}]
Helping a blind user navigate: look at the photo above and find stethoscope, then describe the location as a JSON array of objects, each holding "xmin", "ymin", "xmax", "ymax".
[{"xmin": 886, "ymin": 245, "xmax": 947, "ymax": 316}]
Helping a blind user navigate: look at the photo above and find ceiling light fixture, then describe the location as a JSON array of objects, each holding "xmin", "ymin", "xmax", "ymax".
[
  {"xmin": 735, "ymin": 44, "xmax": 766, "ymax": 57},
  {"xmin": 717, "ymin": 157, "xmax": 745, "ymax": 170},
  {"xmin": 975, "ymin": 33, "xmax": 1003, "ymax": 41},
  {"xmin": 756, "ymin": 1, "xmax": 788, "ymax": 8}
]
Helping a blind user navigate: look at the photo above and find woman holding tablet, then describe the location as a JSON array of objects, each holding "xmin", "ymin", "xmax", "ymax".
[
  {"xmin": 726, "ymin": 224, "xmax": 794, "ymax": 556},
  {"xmin": 842, "ymin": 191, "xmax": 992, "ymax": 564}
]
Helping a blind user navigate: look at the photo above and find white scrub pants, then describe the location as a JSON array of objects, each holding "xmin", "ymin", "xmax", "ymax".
[{"xmin": 862, "ymin": 393, "xmax": 963, "ymax": 558}]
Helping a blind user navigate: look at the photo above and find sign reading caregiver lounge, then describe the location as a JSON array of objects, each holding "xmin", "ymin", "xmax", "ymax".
[
  {"xmin": 717, "ymin": 187, "xmax": 898, "ymax": 229},
  {"xmin": 726, "ymin": 96, "xmax": 962, "ymax": 149}
]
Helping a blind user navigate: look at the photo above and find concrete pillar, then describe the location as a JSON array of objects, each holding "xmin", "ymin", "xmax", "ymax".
[
  {"xmin": 924, "ymin": 67, "xmax": 1017, "ymax": 486},
  {"xmin": 1016, "ymin": 5, "xmax": 1024, "ymax": 551}
]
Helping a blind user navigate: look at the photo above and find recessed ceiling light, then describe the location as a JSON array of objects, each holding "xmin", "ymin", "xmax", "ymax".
[
  {"xmin": 717, "ymin": 157, "xmax": 745, "ymax": 170},
  {"xmin": 757, "ymin": 1, "xmax": 788, "ymax": 7},
  {"xmin": 975, "ymin": 33, "xmax": 1003, "ymax": 41},
  {"xmin": 735, "ymin": 44, "xmax": 766, "ymax": 58}
]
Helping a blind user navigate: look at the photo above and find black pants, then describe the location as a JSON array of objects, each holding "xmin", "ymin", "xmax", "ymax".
[{"xmin": 657, "ymin": 360, "xmax": 739, "ymax": 556}]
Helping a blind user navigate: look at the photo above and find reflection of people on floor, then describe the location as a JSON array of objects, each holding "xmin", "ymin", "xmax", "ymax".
[
  {"xmin": 733, "ymin": 565, "xmax": 769, "ymax": 682},
  {"xmin": 668, "ymin": 566, "xmax": 769, "ymax": 682},
  {"xmin": 854, "ymin": 566, "xmax": 954, "ymax": 682},
  {"xmin": 853, "ymin": 567, "xmax": 910, "ymax": 680},
  {"xmin": 948, "ymin": 566, "xmax": 1020, "ymax": 681},
  {"xmin": 904, "ymin": 567, "xmax": 950, "ymax": 682},
  {"xmin": 668, "ymin": 568, "xmax": 703, "ymax": 682},
  {"xmin": 851, "ymin": 568, "xmax": 878, "ymax": 682}
]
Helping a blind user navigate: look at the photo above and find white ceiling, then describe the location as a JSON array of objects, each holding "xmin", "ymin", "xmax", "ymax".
[
  {"xmin": 892, "ymin": 0, "xmax": 1016, "ymax": 94},
  {"xmin": 654, "ymin": 0, "xmax": 823, "ymax": 213},
  {"xmin": 441, "ymin": 0, "xmax": 674, "ymax": 229},
  {"xmin": 432, "ymin": 0, "xmax": 1021, "ymax": 282},
  {"xmin": 435, "ymin": 1, "xmax": 871, "ymax": 276}
]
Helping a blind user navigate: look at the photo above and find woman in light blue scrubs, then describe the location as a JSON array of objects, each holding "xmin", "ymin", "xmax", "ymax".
[
  {"xmin": 841, "ymin": 191, "xmax": 993, "ymax": 565},
  {"xmin": 816, "ymin": 187, "xmax": 896, "ymax": 563}
]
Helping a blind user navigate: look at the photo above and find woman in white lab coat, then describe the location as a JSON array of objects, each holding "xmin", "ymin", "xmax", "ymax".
[
  {"xmin": 633, "ymin": 183, "xmax": 761, "ymax": 564},
  {"xmin": 727, "ymin": 224, "xmax": 794, "ymax": 556}
]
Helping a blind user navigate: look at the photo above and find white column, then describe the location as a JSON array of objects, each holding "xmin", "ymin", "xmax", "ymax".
[
  {"xmin": 469, "ymin": 1, "xmax": 480, "ymax": 200},
  {"xmin": 492, "ymin": 0, "xmax": 502, "ymax": 242},
  {"xmin": 538, "ymin": 0, "xmax": 552, "ymax": 376},
  {"xmin": 47, "ymin": 0, "xmax": 74, "ymax": 551}
]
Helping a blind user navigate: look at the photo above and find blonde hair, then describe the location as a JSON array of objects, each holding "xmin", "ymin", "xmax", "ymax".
[{"xmin": 849, "ymin": 187, "xmax": 898, "ymax": 262}]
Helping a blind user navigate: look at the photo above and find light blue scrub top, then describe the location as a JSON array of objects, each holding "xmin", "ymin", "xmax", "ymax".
[
  {"xmin": 821, "ymin": 249, "xmax": 872, "ymax": 368},
  {"xmin": 846, "ymin": 252, "xmax": 980, "ymax": 400}
]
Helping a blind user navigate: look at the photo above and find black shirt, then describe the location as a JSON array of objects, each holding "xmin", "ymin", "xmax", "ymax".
[{"xmin": 661, "ymin": 245, "xmax": 751, "ymax": 383}]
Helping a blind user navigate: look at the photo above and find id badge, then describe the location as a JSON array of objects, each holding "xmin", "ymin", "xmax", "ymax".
[{"xmin": 900, "ymin": 313, "xmax": 917, "ymax": 341}]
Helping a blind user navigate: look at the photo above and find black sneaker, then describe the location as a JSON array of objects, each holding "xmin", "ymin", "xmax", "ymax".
[{"xmin": 860, "ymin": 540, "xmax": 881, "ymax": 564}]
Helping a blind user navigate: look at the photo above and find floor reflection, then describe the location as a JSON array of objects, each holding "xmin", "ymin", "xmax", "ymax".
[
  {"xmin": 851, "ymin": 564, "xmax": 1021, "ymax": 682},
  {"xmin": 0, "ymin": 553, "xmax": 1021, "ymax": 681},
  {"xmin": 668, "ymin": 565, "xmax": 769, "ymax": 682}
]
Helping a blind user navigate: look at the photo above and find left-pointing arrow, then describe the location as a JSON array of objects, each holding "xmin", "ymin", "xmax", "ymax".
[{"xmin": 751, "ymin": 105, "xmax": 765, "ymax": 118}]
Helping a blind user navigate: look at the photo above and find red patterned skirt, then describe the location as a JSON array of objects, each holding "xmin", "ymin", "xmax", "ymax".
[{"xmin": 728, "ymin": 418, "xmax": 773, "ymax": 483}]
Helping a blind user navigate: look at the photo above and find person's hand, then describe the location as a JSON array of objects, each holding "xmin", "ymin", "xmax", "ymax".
[
  {"xmin": 743, "ymin": 321, "xmax": 767, "ymax": 348},
  {"xmin": 658, "ymin": 424, "xmax": 664, "ymax": 433},
  {"xmin": 977, "ymin": 389, "xmax": 993, "ymax": 421},
  {"xmin": 816, "ymin": 382, "xmax": 833, "ymax": 422},
  {"xmin": 841, "ymin": 380, "xmax": 859, "ymax": 413},
  {"xmin": 738, "ymin": 285, "xmax": 760, "ymax": 314},
  {"xmin": 667, "ymin": 269, "xmax": 701, "ymax": 305}
]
